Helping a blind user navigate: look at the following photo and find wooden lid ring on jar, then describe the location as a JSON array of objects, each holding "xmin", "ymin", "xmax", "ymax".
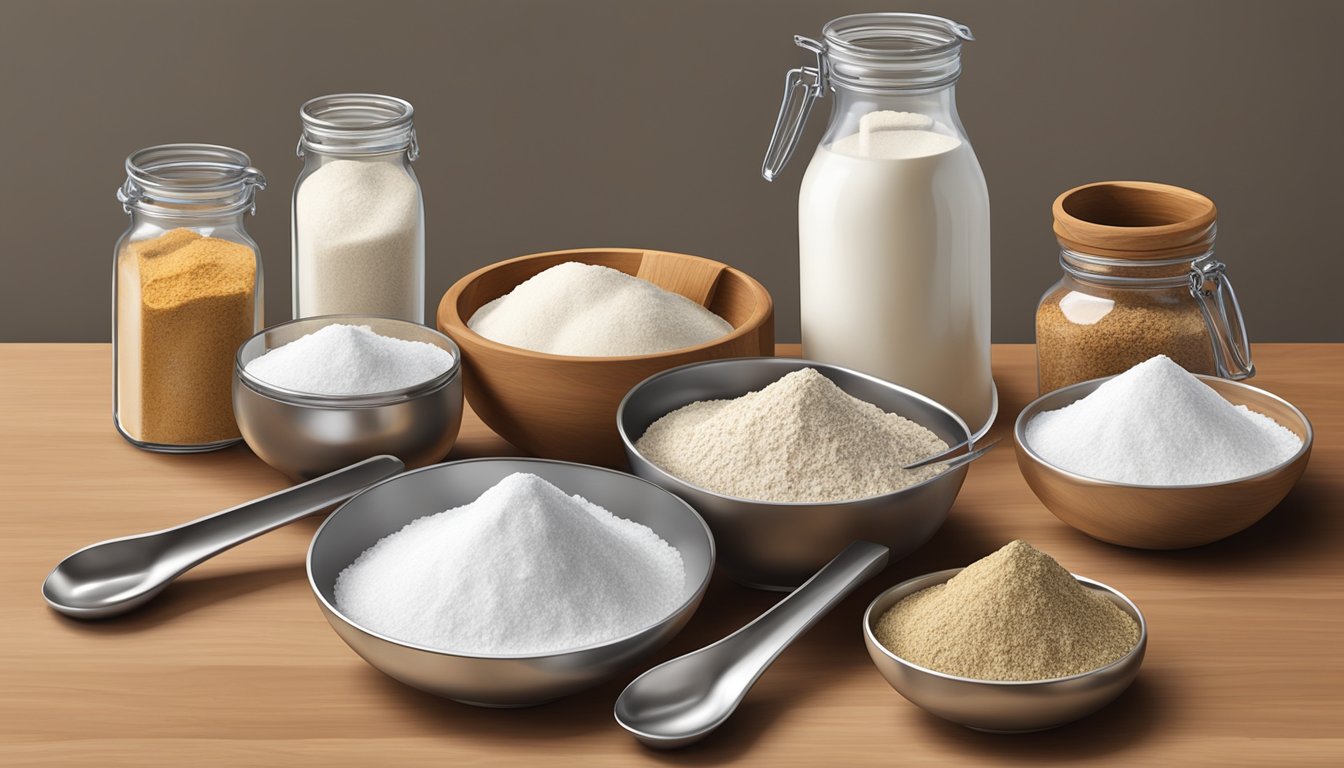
[{"xmin": 1053, "ymin": 181, "xmax": 1217, "ymax": 260}]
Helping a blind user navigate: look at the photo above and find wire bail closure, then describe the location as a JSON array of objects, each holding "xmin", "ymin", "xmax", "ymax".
[
  {"xmin": 1190, "ymin": 258, "xmax": 1255, "ymax": 380},
  {"xmin": 761, "ymin": 36, "xmax": 828, "ymax": 182}
]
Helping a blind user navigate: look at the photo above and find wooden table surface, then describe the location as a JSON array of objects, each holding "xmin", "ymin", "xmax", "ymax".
[{"xmin": 2, "ymin": 343, "xmax": 1341, "ymax": 766}]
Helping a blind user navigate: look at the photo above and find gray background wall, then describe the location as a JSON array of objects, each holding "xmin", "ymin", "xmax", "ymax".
[{"xmin": 2, "ymin": 0, "xmax": 1341, "ymax": 343}]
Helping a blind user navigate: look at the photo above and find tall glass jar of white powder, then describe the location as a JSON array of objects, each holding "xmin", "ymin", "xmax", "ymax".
[
  {"xmin": 762, "ymin": 14, "xmax": 994, "ymax": 438},
  {"xmin": 293, "ymin": 94, "xmax": 424, "ymax": 322}
]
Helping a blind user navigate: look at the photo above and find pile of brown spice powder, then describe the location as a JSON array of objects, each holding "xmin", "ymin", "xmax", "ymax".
[
  {"xmin": 875, "ymin": 540, "xmax": 1140, "ymax": 681},
  {"xmin": 116, "ymin": 228, "xmax": 256, "ymax": 445}
]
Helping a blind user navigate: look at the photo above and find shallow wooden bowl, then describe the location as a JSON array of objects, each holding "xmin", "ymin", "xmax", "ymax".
[
  {"xmin": 1014, "ymin": 375, "xmax": 1313, "ymax": 549},
  {"xmin": 437, "ymin": 248, "xmax": 773, "ymax": 466}
]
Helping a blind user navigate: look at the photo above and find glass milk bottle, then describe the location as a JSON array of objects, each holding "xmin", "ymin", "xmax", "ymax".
[
  {"xmin": 762, "ymin": 13, "xmax": 994, "ymax": 437},
  {"xmin": 293, "ymin": 93, "xmax": 425, "ymax": 322}
]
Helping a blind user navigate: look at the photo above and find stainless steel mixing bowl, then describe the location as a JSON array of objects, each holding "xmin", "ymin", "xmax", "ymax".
[
  {"xmin": 863, "ymin": 567, "xmax": 1147, "ymax": 733},
  {"xmin": 307, "ymin": 457, "xmax": 716, "ymax": 708},
  {"xmin": 234, "ymin": 315, "xmax": 463, "ymax": 480},
  {"xmin": 618, "ymin": 357, "xmax": 973, "ymax": 591}
]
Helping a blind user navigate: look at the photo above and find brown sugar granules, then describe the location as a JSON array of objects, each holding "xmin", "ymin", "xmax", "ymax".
[
  {"xmin": 1036, "ymin": 284, "xmax": 1215, "ymax": 393},
  {"xmin": 875, "ymin": 541, "xmax": 1140, "ymax": 681},
  {"xmin": 116, "ymin": 228, "xmax": 256, "ymax": 446}
]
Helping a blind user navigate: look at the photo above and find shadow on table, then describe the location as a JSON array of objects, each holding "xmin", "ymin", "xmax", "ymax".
[
  {"xmin": 910, "ymin": 675, "xmax": 1165, "ymax": 762},
  {"xmin": 1050, "ymin": 478, "xmax": 1334, "ymax": 574}
]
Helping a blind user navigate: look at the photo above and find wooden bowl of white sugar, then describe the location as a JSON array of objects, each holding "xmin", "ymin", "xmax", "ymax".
[
  {"xmin": 437, "ymin": 248, "xmax": 773, "ymax": 466},
  {"xmin": 1014, "ymin": 371, "xmax": 1313, "ymax": 549}
]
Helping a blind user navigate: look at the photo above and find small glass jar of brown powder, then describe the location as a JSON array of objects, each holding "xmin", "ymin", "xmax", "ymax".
[
  {"xmin": 1035, "ymin": 181, "xmax": 1255, "ymax": 394},
  {"xmin": 113, "ymin": 144, "xmax": 265, "ymax": 452}
]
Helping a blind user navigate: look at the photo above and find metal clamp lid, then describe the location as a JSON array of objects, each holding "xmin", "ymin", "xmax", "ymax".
[
  {"xmin": 1190, "ymin": 258, "xmax": 1255, "ymax": 380},
  {"xmin": 761, "ymin": 37, "xmax": 827, "ymax": 182}
]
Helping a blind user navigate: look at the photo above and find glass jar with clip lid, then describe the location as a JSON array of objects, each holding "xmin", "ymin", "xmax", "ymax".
[
  {"xmin": 1036, "ymin": 180, "xmax": 1255, "ymax": 393},
  {"xmin": 113, "ymin": 143, "xmax": 266, "ymax": 452},
  {"xmin": 293, "ymin": 93, "xmax": 424, "ymax": 322},
  {"xmin": 761, "ymin": 13, "xmax": 995, "ymax": 438}
]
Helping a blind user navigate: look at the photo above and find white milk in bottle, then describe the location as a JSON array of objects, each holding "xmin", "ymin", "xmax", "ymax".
[
  {"xmin": 799, "ymin": 111, "xmax": 992, "ymax": 432},
  {"xmin": 761, "ymin": 14, "xmax": 994, "ymax": 435}
]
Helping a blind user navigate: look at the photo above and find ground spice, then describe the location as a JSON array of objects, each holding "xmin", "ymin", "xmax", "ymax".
[
  {"xmin": 875, "ymin": 540, "xmax": 1140, "ymax": 681},
  {"xmin": 116, "ymin": 228, "xmax": 256, "ymax": 445},
  {"xmin": 1035, "ymin": 282, "xmax": 1215, "ymax": 393}
]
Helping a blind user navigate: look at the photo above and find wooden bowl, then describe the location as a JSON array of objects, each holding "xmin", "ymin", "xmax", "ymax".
[
  {"xmin": 1014, "ymin": 375, "xmax": 1313, "ymax": 549},
  {"xmin": 437, "ymin": 248, "xmax": 774, "ymax": 466}
]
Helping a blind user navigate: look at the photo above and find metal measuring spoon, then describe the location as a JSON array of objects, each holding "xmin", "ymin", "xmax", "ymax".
[
  {"xmin": 42, "ymin": 455, "xmax": 403, "ymax": 620},
  {"xmin": 614, "ymin": 540, "xmax": 890, "ymax": 748},
  {"xmin": 902, "ymin": 437, "xmax": 1000, "ymax": 470}
]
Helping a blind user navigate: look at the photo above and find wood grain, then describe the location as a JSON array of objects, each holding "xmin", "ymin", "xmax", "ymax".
[
  {"xmin": 2, "ymin": 343, "xmax": 1341, "ymax": 767},
  {"xmin": 635, "ymin": 250, "xmax": 726, "ymax": 307},
  {"xmin": 1052, "ymin": 181, "xmax": 1217, "ymax": 258}
]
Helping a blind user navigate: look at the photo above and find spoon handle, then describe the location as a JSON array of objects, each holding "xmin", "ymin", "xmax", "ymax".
[
  {"xmin": 156, "ymin": 455, "xmax": 404, "ymax": 571},
  {"xmin": 903, "ymin": 437, "xmax": 999, "ymax": 470},
  {"xmin": 722, "ymin": 541, "xmax": 890, "ymax": 679},
  {"xmin": 936, "ymin": 438, "xmax": 1000, "ymax": 471}
]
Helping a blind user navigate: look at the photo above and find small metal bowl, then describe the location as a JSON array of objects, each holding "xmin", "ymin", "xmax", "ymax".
[
  {"xmin": 234, "ymin": 315, "xmax": 463, "ymax": 481},
  {"xmin": 863, "ymin": 568, "xmax": 1147, "ymax": 733},
  {"xmin": 619, "ymin": 357, "xmax": 972, "ymax": 591},
  {"xmin": 1015, "ymin": 374, "xmax": 1313, "ymax": 549},
  {"xmin": 307, "ymin": 457, "xmax": 716, "ymax": 708}
]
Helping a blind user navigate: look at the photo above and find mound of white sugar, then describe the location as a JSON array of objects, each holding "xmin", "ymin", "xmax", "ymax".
[
  {"xmin": 636, "ymin": 368, "xmax": 949, "ymax": 503},
  {"xmin": 1025, "ymin": 355, "xmax": 1303, "ymax": 485},
  {"xmin": 244, "ymin": 324, "xmax": 454, "ymax": 395},
  {"xmin": 467, "ymin": 262, "xmax": 733, "ymax": 356},
  {"xmin": 333, "ymin": 472, "xmax": 685, "ymax": 655}
]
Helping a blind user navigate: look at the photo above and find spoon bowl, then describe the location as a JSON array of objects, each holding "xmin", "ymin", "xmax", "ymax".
[
  {"xmin": 615, "ymin": 541, "xmax": 889, "ymax": 748},
  {"xmin": 43, "ymin": 456, "xmax": 404, "ymax": 620}
]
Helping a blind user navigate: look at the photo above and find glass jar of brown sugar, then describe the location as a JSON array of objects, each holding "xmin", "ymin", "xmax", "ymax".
[
  {"xmin": 113, "ymin": 144, "xmax": 266, "ymax": 452},
  {"xmin": 1035, "ymin": 181, "xmax": 1254, "ymax": 394}
]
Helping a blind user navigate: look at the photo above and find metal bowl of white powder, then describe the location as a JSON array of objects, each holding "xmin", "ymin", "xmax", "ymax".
[
  {"xmin": 619, "ymin": 357, "xmax": 973, "ymax": 590},
  {"xmin": 307, "ymin": 457, "xmax": 715, "ymax": 708},
  {"xmin": 234, "ymin": 315, "xmax": 462, "ymax": 480}
]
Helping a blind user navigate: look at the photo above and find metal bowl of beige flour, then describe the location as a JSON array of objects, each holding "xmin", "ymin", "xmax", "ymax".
[
  {"xmin": 618, "ymin": 358, "xmax": 972, "ymax": 590},
  {"xmin": 307, "ymin": 458, "xmax": 715, "ymax": 707}
]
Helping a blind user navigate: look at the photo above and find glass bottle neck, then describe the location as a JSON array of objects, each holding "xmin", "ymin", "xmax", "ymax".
[
  {"xmin": 298, "ymin": 93, "xmax": 418, "ymax": 160},
  {"xmin": 129, "ymin": 206, "xmax": 249, "ymax": 230},
  {"xmin": 820, "ymin": 83, "xmax": 964, "ymax": 146},
  {"xmin": 118, "ymin": 144, "xmax": 265, "ymax": 222}
]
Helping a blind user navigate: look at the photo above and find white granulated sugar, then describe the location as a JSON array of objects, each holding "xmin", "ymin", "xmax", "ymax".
[
  {"xmin": 467, "ymin": 262, "xmax": 733, "ymax": 356},
  {"xmin": 333, "ymin": 472, "xmax": 685, "ymax": 655},
  {"xmin": 244, "ymin": 324, "xmax": 453, "ymax": 396},
  {"xmin": 1025, "ymin": 355, "xmax": 1303, "ymax": 485},
  {"xmin": 295, "ymin": 159, "xmax": 423, "ymax": 321},
  {"xmin": 636, "ymin": 368, "xmax": 949, "ymax": 503}
]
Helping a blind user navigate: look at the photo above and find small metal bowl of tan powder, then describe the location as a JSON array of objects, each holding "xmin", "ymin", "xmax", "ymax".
[
  {"xmin": 619, "ymin": 357, "xmax": 973, "ymax": 591},
  {"xmin": 862, "ymin": 541, "xmax": 1147, "ymax": 733}
]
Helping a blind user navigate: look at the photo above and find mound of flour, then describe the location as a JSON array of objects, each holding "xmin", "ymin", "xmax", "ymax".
[
  {"xmin": 468, "ymin": 262, "xmax": 732, "ymax": 356},
  {"xmin": 635, "ymin": 367, "xmax": 949, "ymax": 503}
]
